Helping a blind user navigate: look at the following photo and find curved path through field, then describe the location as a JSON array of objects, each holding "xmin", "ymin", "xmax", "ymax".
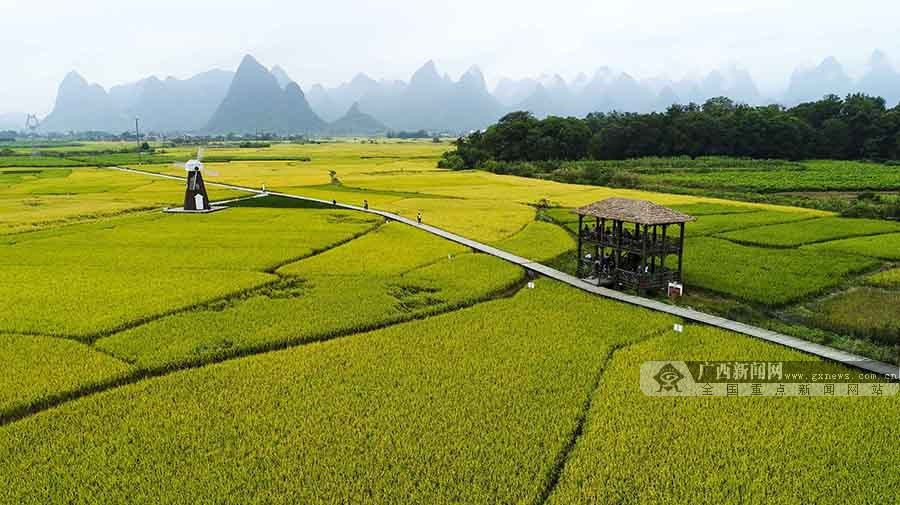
[{"xmin": 112, "ymin": 166, "xmax": 898, "ymax": 378}]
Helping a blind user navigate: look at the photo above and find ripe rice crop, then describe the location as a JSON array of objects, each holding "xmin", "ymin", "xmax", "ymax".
[
  {"xmin": 278, "ymin": 221, "xmax": 467, "ymax": 277},
  {"xmin": 686, "ymin": 210, "xmax": 820, "ymax": 237},
  {"xmin": 2, "ymin": 208, "xmax": 381, "ymax": 272},
  {"xmin": 718, "ymin": 217, "xmax": 900, "ymax": 247},
  {"xmin": 543, "ymin": 207, "xmax": 580, "ymax": 225},
  {"xmin": 96, "ymin": 252, "xmax": 523, "ymax": 370},
  {"xmin": 669, "ymin": 202, "xmax": 762, "ymax": 215},
  {"xmin": 492, "ymin": 220, "xmax": 575, "ymax": 262},
  {"xmin": 0, "ymin": 265, "xmax": 274, "ymax": 338},
  {"xmin": 0, "ymin": 334, "xmax": 132, "ymax": 419},
  {"xmin": 0, "ymin": 208, "xmax": 380, "ymax": 337},
  {"xmin": 804, "ymin": 232, "xmax": 900, "ymax": 261},
  {"xmin": 546, "ymin": 325, "xmax": 900, "ymax": 504},
  {"xmin": 682, "ymin": 237, "xmax": 880, "ymax": 306},
  {"xmin": 866, "ymin": 267, "xmax": 900, "ymax": 288},
  {"xmin": 0, "ymin": 156, "xmax": 90, "ymax": 168},
  {"xmin": 0, "ymin": 281, "xmax": 677, "ymax": 504},
  {"xmin": 385, "ymin": 197, "xmax": 537, "ymax": 242},
  {"xmin": 0, "ymin": 167, "xmax": 242, "ymax": 235}
]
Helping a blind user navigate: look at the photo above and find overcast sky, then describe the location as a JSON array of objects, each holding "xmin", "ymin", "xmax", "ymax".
[{"xmin": 3, "ymin": 0, "xmax": 899, "ymax": 115}]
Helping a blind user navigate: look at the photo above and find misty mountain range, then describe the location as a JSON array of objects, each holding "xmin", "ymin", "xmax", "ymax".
[{"xmin": 30, "ymin": 50, "xmax": 900, "ymax": 136}]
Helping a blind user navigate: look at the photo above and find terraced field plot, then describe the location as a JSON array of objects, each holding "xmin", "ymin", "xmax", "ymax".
[
  {"xmin": 682, "ymin": 237, "xmax": 879, "ymax": 306},
  {"xmin": 804, "ymin": 232, "xmax": 900, "ymax": 260},
  {"xmin": 97, "ymin": 223, "xmax": 525, "ymax": 370},
  {"xmin": 685, "ymin": 209, "xmax": 821, "ymax": 237},
  {"xmin": 0, "ymin": 334, "xmax": 133, "ymax": 416},
  {"xmin": 718, "ymin": 216, "xmax": 900, "ymax": 247},
  {"xmin": 546, "ymin": 326, "xmax": 900, "ymax": 505},
  {"xmin": 0, "ymin": 206, "xmax": 380, "ymax": 337},
  {"xmin": 805, "ymin": 288, "xmax": 900, "ymax": 344}
]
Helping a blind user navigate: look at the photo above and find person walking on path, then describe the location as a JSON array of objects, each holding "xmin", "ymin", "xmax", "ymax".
[
  {"xmin": 363, "ymin": 199, "xmax": 369, "ymax": 210},
  {"xmin": 417, "ymin": 211, "xmax": 422, "ymax": 224}
]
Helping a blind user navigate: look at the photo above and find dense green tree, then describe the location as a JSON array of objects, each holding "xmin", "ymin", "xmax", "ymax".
[{"xmin": 440, "ymin": 93, "xmax": 900, "ymax": 169}]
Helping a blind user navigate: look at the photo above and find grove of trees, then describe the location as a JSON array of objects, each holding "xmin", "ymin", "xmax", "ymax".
[{"xmin": 440, "ymin": 94, "xmax": 900, "ymax": 168}]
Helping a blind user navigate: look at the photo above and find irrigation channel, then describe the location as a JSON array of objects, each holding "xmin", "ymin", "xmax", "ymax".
[{"xmin": 112, "ymin": 166, "xmax": 898, "ymax": 378}]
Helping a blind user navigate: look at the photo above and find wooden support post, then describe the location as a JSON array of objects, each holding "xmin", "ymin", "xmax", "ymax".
[
  {"xmin": 614, "ymin": 220, "xmax": 621, "ymax": 282},
  {"xmin": 594, "ymin": 217, "xmax": 599, "ymax": 274},
  {"xmin": 600, "ymin": 217, "xmax": 607, "ymax": 281},
  {"xmin": 577, "ymin": 214, "xmax": 583, "ymax": 277},
  {"xmin": 661, "ymin": 224, "xmax": 668, "ymax": 273},
  {"xmin": 640, "ymin": 224, "xmax": 647, "ymax": 291},
  {"xmin": 677, "ymin": 222, "xmax": 685, "ymax": 282}
]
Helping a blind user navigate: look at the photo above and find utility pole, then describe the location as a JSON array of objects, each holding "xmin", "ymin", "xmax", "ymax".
[
  {"xmin": 135, "ymin": 117, "xmax": 143, "ymax": 167},
  {"xmin": 134, "ymin": 117, "xmax": 141, "ymax": 150}
]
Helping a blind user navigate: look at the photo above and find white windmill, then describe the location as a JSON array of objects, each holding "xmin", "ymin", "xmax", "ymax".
[{"xmin": 173, "ymin": 148, "xmax": 219, "ymax": 211}]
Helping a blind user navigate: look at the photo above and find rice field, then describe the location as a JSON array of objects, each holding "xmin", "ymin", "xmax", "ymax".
[
  {"xmin": 96, "ymin": 247, "xmax": 524, "ymax": 370},
  {"xmin": 2, "ymin": 140, "xmax": 897, "ymax": 504},
  {"xmin": 492, "ymin": 220, "xmax": 576, "ymax": 262},
  {"xmin": 0, "ymin": 334, "xmax": 133, "ymax": 417},
  {"xmin": 807, "ymin": 288, "xmax": 900, "ymax": 344},
  {"xmin": 681, "ymin": 238, "xmax": 880, "ymax": 306},
  {"xmin": 803, "ymin": 232, "xmax": 900, "ymax": 260},
  {"xmin": 685, "ymin": 210, "xmax": 820, "ymax": 237},
  {"xmin": 0, "ymin": 206, "xmax": 380, "ymax": 337},
  {"xmin": 546, "ymin": 326, "xmax": 900, "ymax": 504},
  {"xmin": 0, "ymin": 281, "xmax": 679, "ymax": 505},
  {"xmin": 866, "ymin": 267, "xmax": 900, "ymax": 288},
  {"xmin": 642, "ymin": 159, "xmax": 900, "ymax": 192},
  {"xmin": 0, "ymin": 167, "xmax": 242, "ymax": 235},
  {"xmin": 717, "ymin": 217, "xmax": 900, "ymax": 247}
]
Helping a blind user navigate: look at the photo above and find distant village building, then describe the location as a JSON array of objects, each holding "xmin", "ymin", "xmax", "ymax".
[{"xmin": 573, "ymin": 198, "xmax": 694, "ymax": 294}]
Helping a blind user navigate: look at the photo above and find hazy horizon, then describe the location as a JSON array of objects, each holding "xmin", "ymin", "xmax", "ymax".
[{"xmin": 4, "ymin": 0, "xmax": 900, "ymax": 116}]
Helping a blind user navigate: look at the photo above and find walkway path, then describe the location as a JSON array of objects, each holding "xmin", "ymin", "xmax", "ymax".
[{"xmin": 113, "ymin": 166, "xmax": 898, "ymax": 377}]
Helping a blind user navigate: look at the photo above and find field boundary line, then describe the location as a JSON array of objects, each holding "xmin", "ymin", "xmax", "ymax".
[
  {"xmin": 715, "ymin": 229, "xmax": 900, "ymax": 250},
  {"xmin": 532, "ymin": 327, "xmax": 667, "ymax": 505},
  {"xmin": 108, "ymin": 166, "xmax": 899, "ymax": 378}
]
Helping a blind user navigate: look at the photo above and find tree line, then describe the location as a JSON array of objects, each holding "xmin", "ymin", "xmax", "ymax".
[{"xmin": 440, "ymin": 94, "xmax": 900, "ymax": 168}]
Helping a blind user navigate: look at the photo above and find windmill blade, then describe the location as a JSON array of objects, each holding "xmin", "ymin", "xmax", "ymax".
[
  {"xmin": 173, "ymin": 161, "xmax": 186, "ymax": 170},
  {"xmin": 196, "ymin": 147, "xmax": 205, "ymax": 161},
  {"xmin": 206, "ymin": 169, "xmax": 220, "ymax": 177}
]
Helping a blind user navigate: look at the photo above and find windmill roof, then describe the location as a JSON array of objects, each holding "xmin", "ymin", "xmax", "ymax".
[{"xmin": 573, "ymin": 197, "xmax": 694, "ymax": 225}]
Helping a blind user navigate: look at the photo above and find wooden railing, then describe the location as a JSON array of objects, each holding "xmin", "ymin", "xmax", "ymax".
[
  {"xmin": 579, "ymin": 232, "xmax": 682, "ymax": 254},
  {"xmin": 615, "ymin": 269, "xmax": 679, "ymax": 290}
]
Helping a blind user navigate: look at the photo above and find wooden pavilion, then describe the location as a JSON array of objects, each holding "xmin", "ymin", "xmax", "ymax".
[{"xmin": 573, "ymin": 198, "xmax": 694, "ymax": 293}]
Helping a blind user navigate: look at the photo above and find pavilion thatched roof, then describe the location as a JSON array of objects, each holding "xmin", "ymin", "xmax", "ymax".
[{"xmin": 572, "ymin": 197, "xmax": 694, "ymax": 225}]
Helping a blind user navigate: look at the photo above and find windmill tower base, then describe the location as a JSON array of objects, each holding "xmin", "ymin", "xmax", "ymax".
[
  {"xmin": 166, "ymin": 166, "xmax": 225, "ymax": 213},
  {"xmin": 162, "ymin": 206, "xmax": 227, "ymax": 214}
]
